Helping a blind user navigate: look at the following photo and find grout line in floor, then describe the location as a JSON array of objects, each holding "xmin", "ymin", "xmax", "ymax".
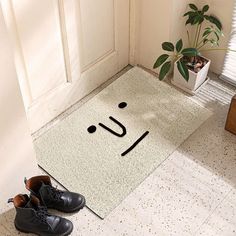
[{"xmin": 193, "ymin": 186, "xmax": 234, "ymax": 236}]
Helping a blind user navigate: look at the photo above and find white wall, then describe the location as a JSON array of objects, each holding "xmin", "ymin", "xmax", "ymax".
[
  {"xmin": 198, "ymin": 0, "xmax": 235, "ymax": 74},
  {"xmin": 170, "ymin": 0, "xmax": 194, "ymax": 43},
  {"xmin": 132, "ymin": 0, "xmax": 193, "ymax": 71},
  {"xmin": 131, "ymin": 0, "xmax": 173, "ymax": 70},
  {"xmin": 0, "ymin": 6, "xmax": 38, "ymax": 213},
  {"xmin": 132, "ymin": 0, "xmax": 234, "ymax": 75}
]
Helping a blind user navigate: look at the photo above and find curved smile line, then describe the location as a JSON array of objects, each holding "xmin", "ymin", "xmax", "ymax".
[
  {"xmin": 121, "ymin": 131, "xmax": 149, "ymax": 157},
  {"xmin": 98, "ymin": 116, "xmax": 126, "ymax": 137}
]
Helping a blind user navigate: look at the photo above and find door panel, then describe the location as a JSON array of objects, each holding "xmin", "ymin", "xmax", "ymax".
[
  {"xmin": 80, "ymin": 0, "xmax": 115, "ymax": 69},
  {"xmin": 11, "ymin": 0, "xmax": 68, "ymax": 100},
  {"xmin": 2, "ymin": 0, "xmax": 129, "ymax": 133}
]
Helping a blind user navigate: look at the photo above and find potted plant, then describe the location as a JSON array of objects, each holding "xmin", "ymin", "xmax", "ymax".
[{"xmin": 153, "ymin": 3, "xmax": 235, "ymax": 94}]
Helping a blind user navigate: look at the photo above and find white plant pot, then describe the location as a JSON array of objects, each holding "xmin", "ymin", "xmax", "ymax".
[{"xmin": 171, "ymin": 56, "xmax": 211, "ymax": 94}]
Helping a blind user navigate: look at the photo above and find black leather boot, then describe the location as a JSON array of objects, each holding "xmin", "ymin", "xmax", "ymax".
[
  {"xmin": 25, "ymin": 175, "xmax": 86, "ymax": 213},
  {"xmin": 8, "ymin": 194, "xmax": 73, "ymax": 236}
]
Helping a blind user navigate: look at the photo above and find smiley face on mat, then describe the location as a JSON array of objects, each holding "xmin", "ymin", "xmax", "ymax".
[{"xmin": 87, "ymin": 102, "xmax": 149, "ymax": 156}]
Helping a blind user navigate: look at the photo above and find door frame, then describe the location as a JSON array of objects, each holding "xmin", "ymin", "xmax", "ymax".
[{"xmin": 129, "ymin": 0, "xmax": 140, "ymax": 66}]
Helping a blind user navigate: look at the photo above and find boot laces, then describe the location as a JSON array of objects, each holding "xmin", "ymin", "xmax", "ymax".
[
  {"xmin": 36, "ymin": 206, "xmax": 48, "ymax": 224},
  {"xmin": 49, "ymin": 186, "xmax": 63, "ymax": 201}
]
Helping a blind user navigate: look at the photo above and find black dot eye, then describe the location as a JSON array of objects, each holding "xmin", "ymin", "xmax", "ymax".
[
  {"xmin": 87, "ymin": 125, "xmax": 96, "ymax": 133},
  {"xmin": 118, "ymin": 102, "xmax": 127, "ymax": 109}
]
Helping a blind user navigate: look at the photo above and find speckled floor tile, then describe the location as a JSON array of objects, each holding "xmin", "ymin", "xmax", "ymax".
[
  {"xmin": 62, "ymin": 153, "xmax": 232, "ymax": 236},
  {"xmin": 1, "ymin": 71, "xmax": 236, "ymax": 236},
  {"xmin": 0, "ymin": 208, "xmax": 34, "ymax": 236},
  {"xmin": 180, "ymin": 78, "xmax": 236, "ymax": 187},
  {"xmin": 195, "ymin": 189, "xmax": 236, "ymax": 236},
  {"xmin": 101, "ymin": 158, "xmax": 230, "ymax": 236}
]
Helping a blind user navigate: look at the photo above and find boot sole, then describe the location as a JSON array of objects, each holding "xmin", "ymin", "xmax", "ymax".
[{"xmin": 15, "ymin": 223, "xmax": 73, "ymax": 236}]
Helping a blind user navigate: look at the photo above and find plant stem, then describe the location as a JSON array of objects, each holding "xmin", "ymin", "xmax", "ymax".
[
  {"xmin": 193, "ymin": 24, "xmax": 200, "ymax": 48},
  {"xmin": 187, "ymin": 29, "xmax": 191, "ymax": 47},
  {"xmin": 196, "ymin": 23, "xmax": 202, "ymax": 47},
  {"xmin": 200, "ymin": 48, "xmax": 236, "ymax": 52},
  {"xmin": 172, "ymin": 53, "xmax": 182, "ymax": 62},
  {"xmin": 197, "ymin": 42, "xmax": 208, "ymax": 50},
  {"xmin": 196, "ymin": 36, "xmax": 208, "ymax": 48}
]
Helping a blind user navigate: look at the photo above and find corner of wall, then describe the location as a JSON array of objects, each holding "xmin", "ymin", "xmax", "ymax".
[{"xmin": 0, "ymin": 6, "xmax": 38, "ymax": 213}]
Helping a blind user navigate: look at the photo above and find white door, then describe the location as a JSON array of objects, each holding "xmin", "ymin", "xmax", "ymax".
[{"xmin": 2, "ymin": 0, "xmax": 129, "ymax": 133}]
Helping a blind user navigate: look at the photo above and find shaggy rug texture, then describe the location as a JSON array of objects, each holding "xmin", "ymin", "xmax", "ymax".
[{"xmin": 34, "ymin": 67, "xmax": 211, "ymax": 218}]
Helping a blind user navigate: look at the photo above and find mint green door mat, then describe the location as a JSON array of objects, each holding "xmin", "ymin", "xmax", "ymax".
[{"xmin": 34, "ymin": 67, "xmax": 211, "ymax": 218}]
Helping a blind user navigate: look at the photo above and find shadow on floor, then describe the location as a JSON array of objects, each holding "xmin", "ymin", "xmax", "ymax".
[
  {"xmin": 177, "ymin": 75, "xmax": 236, "ymax": 189},
  {"xmin": 0, "ymin": 207, "xmax": 76, "ymax": 236},
  {"xmin": 0, "ymin": 208, "xmax": 34, "ymax": 235}
]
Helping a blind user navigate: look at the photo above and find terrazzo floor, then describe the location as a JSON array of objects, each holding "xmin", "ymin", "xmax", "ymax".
[{"xmin": 1, "ymin": 68, "xmax": 236, "ymax": 236}]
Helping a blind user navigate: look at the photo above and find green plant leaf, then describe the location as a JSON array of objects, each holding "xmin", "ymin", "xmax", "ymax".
[
  {"xmin": 193, "ymin": 15, "xmax": 202, "ymax": 24},
  {"xmin": 210, "ymin": 39, "xmax": 218, "ymax": 46},
  {"xmin": 198, "ymin": 16, "xmax": 204, "ymax": 24},
  {"xmin": 189, "ymin": 3, "xmax": 198, "ymax": 11},
  {"xmin": 207, "ymin": 15, "xmax": 222, "ymax": 30},
  {"xmin": 181, "ymin": 48, "xmax": 198, "ymax": 57},
  {"xmin": 186, "ymin": 17, "xmax": 194, "ymax": 25},
  {"xmin": 162, "ymin": 42, "xmax": 174, "ymax": 52},
  {"xmin": 177, "ymin": 61, "xmax": 189, "ymax": 81},
  {"xmin": 159, "ymin": 61, "xmax": 171, "ymax": 81},
  {"xmin": 185, "ymin": 11, "xmax": 199, "ymax": 25},
  {"xmin": 197, "ymin": 10, "xmax": 204, "ymax": 16},
  {"xmin": 215, "ymin": 27, "xmax": 224, "ymax": 36},
  {"xmin": 183, "ymin": 11, "xmax": 195, "ymax": 17},
  {"xmin": 153, "ymin": 54, "xmax": 169, "ymax": 69},
  {"xmin": 186, "ymin": 12, "xmax": 204, "ymax": 25},
  {"xmin": 202, "ymin": 5, "xmax": 209, "ymax": 13},
  {"xmin": 214, "ymin": 32, "xmax": 220, "ymax": 41},
  {"xmin": 202, "ymin": 28, "xmax": 212, "ymax": 37},
  {"xmin": 176, "ymin": 39, "xmax": 183, "ymax": 53}
]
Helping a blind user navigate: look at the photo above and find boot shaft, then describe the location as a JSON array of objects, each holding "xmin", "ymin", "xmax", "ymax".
[
  {"xmin": 9, "ymin": 194, "xmax": 49, "ymax": 231},
  {"xmin": 25, "ymin": 175, "xmax": 52, "ymax": 195},
  {"xmin": 15, "ymin": 207, "xmax": 49, "ymax": 232},
  {"xmin": 9, "ymin": 194, "xmax": 73, "ymax": 235},
  {"xmin": 25, "ymin": 175, "xmax": 86, "ymax": 213}
]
